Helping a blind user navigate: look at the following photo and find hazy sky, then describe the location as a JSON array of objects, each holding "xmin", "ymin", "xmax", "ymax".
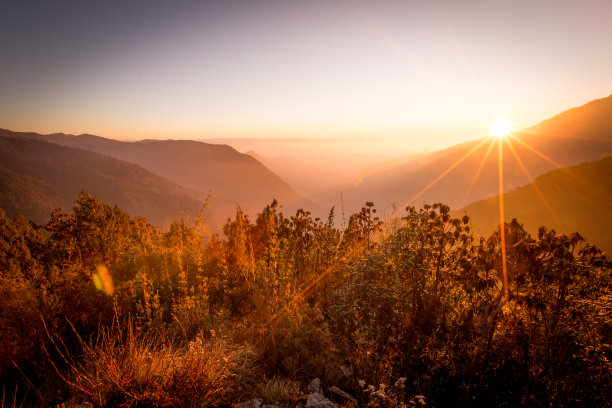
[{"xmin": 1, "ymin": 0, "xmax": 611, "ymax": 152}]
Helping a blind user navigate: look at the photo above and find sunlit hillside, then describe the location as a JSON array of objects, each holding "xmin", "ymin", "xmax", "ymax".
[{"xmin": 526, "ymin": 94, "xmax": 612, "ymax": 139}]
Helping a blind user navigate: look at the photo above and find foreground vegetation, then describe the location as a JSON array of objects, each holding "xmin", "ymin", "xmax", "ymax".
[{"xmin": 1, "ymin": 193, "xmax": 610, "ymax": 407}]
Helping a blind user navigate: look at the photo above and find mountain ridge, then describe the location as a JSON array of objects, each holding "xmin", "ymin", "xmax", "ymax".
[
  {"xmin": 457, "ymin": 155, "xmax": 612, "ymax": 254},
  {"xmin": 315, "ymin": 94, "xmax": 612, "ymax": 217},
  {"xmin": 0, "ymin": 128, "xmax": 307, "ymax": 218},
  {"xmin": 0, "ymin": 136, "xmax": 206, "ymax": 228}
]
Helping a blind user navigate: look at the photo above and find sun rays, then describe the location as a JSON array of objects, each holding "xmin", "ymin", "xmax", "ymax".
[
  {"xmin": 498, "ymin": 134, "xmax": 509, "ymax": 299},
  {"xmin": 504, "ymin": 137, "xmax": 563, "ymax": 226},
  {"xmin": 403, "ymin": 137, "xmax": 491, "ymax": 208},
  {"xmin": 464, "ymin": 138, "xmax": 497, "ymax": 202},
  {"xmin": 269, "ymin": 123, "xmax": 580, "ymax": 323}
]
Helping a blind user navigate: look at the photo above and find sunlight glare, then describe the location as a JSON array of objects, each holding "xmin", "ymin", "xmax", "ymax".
[{"xmin": 489, "ymin": 119, "xmax": 512, "ymax": 138}]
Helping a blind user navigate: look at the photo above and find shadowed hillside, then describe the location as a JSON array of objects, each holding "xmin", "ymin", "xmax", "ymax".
[
  {"xmin": 318, "ymin": 95, "xmax": 612, "ymax": 217},
  {"xmin": 0, "ymin": 136, "xmax": 205, "ymax": 228},
  {"xmin": 457, "ymin": 156, "xmax": 612, "ymax": 254},
  {"xmin": 0, "ymin": 129, "xmax": 305, "ymax": 217}
]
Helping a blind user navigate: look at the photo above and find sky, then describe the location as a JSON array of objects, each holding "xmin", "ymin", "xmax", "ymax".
[{"xmin": 1, "ymin": 0, "xmax": 611, "ymax": 154}]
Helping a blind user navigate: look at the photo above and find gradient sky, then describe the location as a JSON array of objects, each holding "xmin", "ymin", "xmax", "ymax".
[{"xmin": 1, "ymin": 0, "xmax": 611, "ymax": 152}]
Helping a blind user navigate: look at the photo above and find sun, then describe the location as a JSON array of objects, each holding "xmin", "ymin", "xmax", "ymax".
[{"xmin": 489, "ymin": 119, "xmax": 512, "ymax": 138}]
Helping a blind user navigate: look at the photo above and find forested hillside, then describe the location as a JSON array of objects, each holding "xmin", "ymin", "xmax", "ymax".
[
  {"xmin": 1, "ymin": 194, "xmax": 609, "ymax": 407},
  {"xmin": 0, "ymin": 136, "xmax": 203, "ymax": 228},
  {"xmin": 459, "ymin": 156, "xmax": 612, "ymax": 253},
  {"xmin": 0, "ymin": 128, "xmax": 305, "ymax": 217}
]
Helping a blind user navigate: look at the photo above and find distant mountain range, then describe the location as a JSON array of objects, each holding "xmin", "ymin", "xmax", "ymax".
[
  {"xmin": 1, "ymin": 94, "xmax": 611, "ymax": 242},
  {"xmin": 0, "ymin": 129, "xmax": 305, "ymax": 229},
  {"xmin": 206, "ymin": 137, "xmax": 394, "ymax": 197},
  {"xmin": 318, "ymin": 94, "xmax": 612, "ymax": 217},
  {"xmin": 0, "ymin": 136, "xmax": 202, "ymax": 228},
  {"xmin": 457, "ymin": 155, "xmax": 612, "ymax": 254}
]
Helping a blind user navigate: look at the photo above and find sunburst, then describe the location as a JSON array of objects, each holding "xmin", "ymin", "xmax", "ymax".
[
  {"xmin": 489, "ymin": 119, "xmax": 512, "ymax": 138},
  {"xmin": 268, "ymin": 119, "xmax": 573, "ymax": 326}
]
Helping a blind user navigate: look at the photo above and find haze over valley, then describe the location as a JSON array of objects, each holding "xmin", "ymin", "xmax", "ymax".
[{"xmin": 3, "ymin": 95, "xmax": 611, "ymax": 250}]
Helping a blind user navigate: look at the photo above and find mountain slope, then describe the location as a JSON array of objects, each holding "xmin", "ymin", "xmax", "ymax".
[
  {"xmin": 0, "ymin": 136, "xmax": 204, "ymax": 228},
  {"xmin": 318, "ymin": 95, "xmax": 612, "ymax": 216},
  {"xmin": 0, "ymin": 129, "xmax": 305, "ymax": 215},
  {"xmin": 457, "ymin": 156, "xmax": 612, "ymax": 254},
  {"xmin": 525, "ymin": 94, "xmax": 612, "ymax": 140}
]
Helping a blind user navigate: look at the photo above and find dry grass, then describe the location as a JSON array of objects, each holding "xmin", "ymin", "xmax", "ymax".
[
  {"xmin": 256, "ymin": 376, "xmax": 301, "ymax": 403},
  {"xmin": 1, "ymin": 385, "xmax": 27, "ymax": 408},
  {"xmin": 48, "ymin": 323, "xmax": 255, "ymax": 407}
]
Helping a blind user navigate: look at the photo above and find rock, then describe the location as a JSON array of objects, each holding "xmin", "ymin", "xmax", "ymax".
[
  {"xmin": 235, "ymin": 398, "xmax": 263, "ymax": 408},
  {"xmin": 282, "ymin": 356, "xmax": 298, "ymax": 372},
  {"xmin": 305, "ymin": 393, "xmax": 337, "ymax": 408},
  {"xmin": 262, "ymin": 404, "xmax": 293, "ymax": 408},
  {"xmin": 409, "ymin": 395, "xmax": 426, "ymax": 407},
  {"xmin": 309, "ymin": 378, "xmax": 322, "ymax": 394},
  {"xmin": 328, "ymin": 386, "xmax": 357, "ymax": 404},
  {"xmin": 339, "ymin": 365, "xmax": 353, "ymax": 377}
]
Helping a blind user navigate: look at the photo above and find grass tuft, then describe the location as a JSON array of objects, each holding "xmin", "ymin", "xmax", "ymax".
[
  {"xmin": 56, "ymin": 324, "xmax": 254, "ymax": 407},
  {"xmin": 256, "ymin": 376, "xmax": 301, "ymax": 404}
]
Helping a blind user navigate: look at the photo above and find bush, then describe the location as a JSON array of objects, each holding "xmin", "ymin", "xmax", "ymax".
[{"xmin": 1, "ymin": 196, "xmax": 610, "ymax": 407}]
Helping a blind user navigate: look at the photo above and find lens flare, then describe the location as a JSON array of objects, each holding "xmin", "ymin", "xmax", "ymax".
[{"xmin": 93, "ymin": 264, "xmax": 115, "ymax": 296}]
